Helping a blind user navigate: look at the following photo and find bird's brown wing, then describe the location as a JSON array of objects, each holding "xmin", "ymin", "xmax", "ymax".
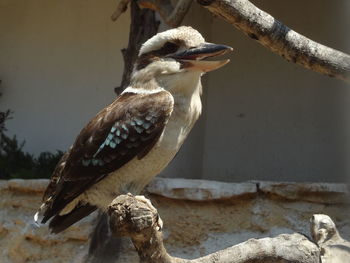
[{"xmin": 42, "ymin": 90, "xmax": 174, "ymax": 223}]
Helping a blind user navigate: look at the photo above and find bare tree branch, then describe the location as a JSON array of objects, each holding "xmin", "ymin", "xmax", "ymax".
[
  {"xmin": 111, "ymin": 0, "xmax": 130, "ymax": 21},
  {"xmin": 310, "ymin": 214, "xmax": 350, "ymax": 262},
  {"xmin": 138, "ymin": 0, "xmax": 192, "ymax": 27},
  {"xmin": 197, "ymin": 0, "xmax": 350, "ymax": 83},
  {"xmin": 108, "ymin": 194, "xmax": 321, "ymax": 263},
  {"xmin": 114, "ymin": 1, "xmax": 159, "ymax": 94}
]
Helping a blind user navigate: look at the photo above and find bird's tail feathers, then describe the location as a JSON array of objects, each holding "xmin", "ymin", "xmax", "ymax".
[
  {"xmin": 34, "ymin": 201, "xmax": 50, "ymax": 226},
  {"xmin": 49, "ymin": 203, "xmax": 97, "ymax": 233},
  {"xmin": 34, "ymin": 200, "xmax": 97, "ymax": 234}
]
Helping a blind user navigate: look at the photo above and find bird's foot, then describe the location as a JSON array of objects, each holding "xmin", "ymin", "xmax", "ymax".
[{"xmin": 134, "ymin": 194, "xmax": 163, "ymax": 231}]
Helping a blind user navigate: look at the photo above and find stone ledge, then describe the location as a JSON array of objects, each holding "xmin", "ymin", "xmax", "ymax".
[
  {"xmin": 146, "ymin": 178, "xmax": 257, "ymax": 201},
  {"xmin": 258, "ymin": 181, "xmax": 350, "ymax": 204},
  {"xmin": 0, "ymin": 178, "xmax": 348, "ymax": 203},
  {"xmin": 147, "ymin": 178, "xmax": 349, "ymax": 203},
  {"xmin": 0, "ymin": 179, "xmax": 49, "ymax": 193}
]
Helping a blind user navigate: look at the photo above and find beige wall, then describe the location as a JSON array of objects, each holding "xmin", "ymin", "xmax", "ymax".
[
  {"xmin": 0, "ymin": 0, "xmax": 129, "ymax": 153},
  {"xmin": 1, "ymin": 0, "xmax": 350, "ymax": 182},
  {"xmin": 201, "ymin": 1, "xmax": 350, "ymax": 182}
]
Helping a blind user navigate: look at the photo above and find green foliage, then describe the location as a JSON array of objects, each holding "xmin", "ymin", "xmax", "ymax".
[
  {"xmin": 0, "ymin": 109, "xmax": 11, "ymax": 132},
  {"xmin": 0, "ymin": 80, "xmax": 12, "ymax": 133},
  {"xmin": 0, "ymin": 79, "xmax": 63, "ymax": 179},
  {"xmin": 0, "ymin": 132, "xmax": 64, "ymax": 179}
]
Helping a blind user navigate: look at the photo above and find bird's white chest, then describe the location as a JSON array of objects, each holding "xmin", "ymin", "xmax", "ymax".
[{"xmin": 82, "ymin": 92, "xmax": 202, "ymax": 209}]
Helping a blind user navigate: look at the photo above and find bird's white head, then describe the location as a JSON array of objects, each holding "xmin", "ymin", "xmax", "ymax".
[{"xmin": 130, "ymin": 26, "xmax": 233, "ymax": 95}]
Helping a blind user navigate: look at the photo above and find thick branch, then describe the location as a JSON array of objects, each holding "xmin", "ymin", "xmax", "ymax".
[
  {"xmin": 138, "ymin": 0, "xmax": 192, "ymax": 27},
  {"xmin": 197, "ymin": 0, "xmax": 350, "ymax": 83},
  {"xmin": 310, "ymin": 214, "xmax": 350, "ymax": 262},
  {"xmin": 114, "ymin": 1, "xmax": 159, "ymax": 94},
  {"xmin": 108, "ymin": 194, "xmax": 176, "ymax": 263},
  {"xmin": 108, "ymin": 194, "xmax": 320, "ymax": 263},
  {"xmin": 111, "ymin": 0, "xmax": 130, "ymax": 21}
]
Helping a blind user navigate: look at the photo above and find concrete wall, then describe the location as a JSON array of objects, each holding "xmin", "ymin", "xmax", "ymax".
[
  {"xmin": 201, "ymin": 1, "xmax": 350, "ymax": 182},
  {"xmin": 0, "ymin": 0, "xmax": 129, "ymax": 153},
  {"xmin": 1, "ymin": 0, "xmax": 350, "ymax": 182}
]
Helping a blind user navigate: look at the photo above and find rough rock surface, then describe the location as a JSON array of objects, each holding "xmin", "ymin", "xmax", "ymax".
[{"xmin": 0, "ymin": 178, "xmax": 349, "ymax": 262}]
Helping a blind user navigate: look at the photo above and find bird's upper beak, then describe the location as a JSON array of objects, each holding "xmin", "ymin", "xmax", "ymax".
[{"xmin": 171, "ymin": 43, "xmax": 233, "ymax": 72}]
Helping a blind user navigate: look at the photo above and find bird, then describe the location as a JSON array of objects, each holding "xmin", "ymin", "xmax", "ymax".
[{"xmin": 35, "ymin": 26, "xmax": 232, "ymax": 233}]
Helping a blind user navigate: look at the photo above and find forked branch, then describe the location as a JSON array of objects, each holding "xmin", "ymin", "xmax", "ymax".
[
  {"xmin": 137, "ymin": 0, "xmax": 192, "ymax": 27},
  {"xmin": 133, "ymin": 0, "xmax": 350, "ymax": 83},
  {"xmin": 108, "ymin": 194, "xmax": 320, "ymax": 263}
]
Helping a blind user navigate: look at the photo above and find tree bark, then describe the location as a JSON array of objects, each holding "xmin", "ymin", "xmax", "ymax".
[
  {"xmin": 138, "ymin": 0, "xmax": 192, "ymax": 27},
  {"xmin": 197, "ymin": 0, "xmax": 350, "ymax": 83},
  {"xmin": 111, "ymin": 0, "xmax": 131, "ymax": 22},
  {"xmin": 108, "ymin": 194, "xmax": 321, "ymax": 263},
  {"xmin": 310, "ymin": 214, "xmax": 350, "ymax": 263},
  {"xmin": 114, "ymin": 0, "xmax": 159, "ymax": 94}
]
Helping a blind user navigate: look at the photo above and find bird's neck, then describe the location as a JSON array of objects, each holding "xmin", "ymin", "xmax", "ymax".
[
  {"xmin": 160, "ymin": 72, "xmax": 203, "ymax": 153},
  {"xmin": 164, "ymin": 71, "xmax": 203, "ymax": 132},
  {"xmin": 128, "ymin": 71, "xmax": 203, "ymax": 104},
  {"xmin": 157, "ymin": 71, "xmax": 203, "ymax": 98}
]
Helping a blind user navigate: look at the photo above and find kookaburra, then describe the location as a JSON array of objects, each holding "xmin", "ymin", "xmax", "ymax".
[{"xmin": 35, "ymin": 26, "xmax": 232, "ymax": 233}]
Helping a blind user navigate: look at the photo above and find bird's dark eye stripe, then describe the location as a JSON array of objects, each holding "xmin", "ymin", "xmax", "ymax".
[
  {"xmin": 136, "ymin": 40, "xmax": 183, "ymax": 70},
  {"xmin": 146, "ymin": 41, "xmax": 180, "ymax": 57},
  {"xmin": 159, "ymin": 41, "xmax": 179, "ymax": 55}
]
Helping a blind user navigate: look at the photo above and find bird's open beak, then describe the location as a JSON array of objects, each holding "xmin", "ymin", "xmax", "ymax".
[{"xmin": 171, "ymin": 43, "xmax": 233, "ymax": 72}]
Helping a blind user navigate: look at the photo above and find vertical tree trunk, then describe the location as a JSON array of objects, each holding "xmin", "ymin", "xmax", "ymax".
[
  {"xmin": 86, "ymin": 2, "xmax": 159, "ymax": 262},
  {"xmin": 115, "ymin": 1, "xmax": 160, "ymax": 94}
]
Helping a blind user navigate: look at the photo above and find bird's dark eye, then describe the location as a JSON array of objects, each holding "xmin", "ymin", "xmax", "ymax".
[
  {"xmin": 159, "ymin": 41, "xmax": 179, "ymax": 55},
  {"xmin": 135, "ymin": 41, "xmax": 181, "ymax": 70}
]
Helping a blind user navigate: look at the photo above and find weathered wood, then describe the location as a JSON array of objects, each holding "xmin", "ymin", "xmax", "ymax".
[
  {"xmin": 111, "ymin": 0, "xmax": 130, "ymax": 21},
  {"xmin": 138, "ymin": 0, "xmax": 192, "ymax": 27},
  {"xmin": 114, "ymin": 1, "xmax": 159, "ymax": 94},
  {"xmin": 310, "ymin": 214, "xmax": 350, "ymax": 263},
  {"xmin": 136, "ymin": 0, "xmax": 350, "ymax": 83},
  {"xmin": 197, "ymin": 0, "xmax": 350, "ymax": 83},
  {"xmin": 108, "ymin": 194, "xmax": 321, "ymax": 263},
  {"xmin": 108, "ymin": 194, "xmax": 175, "ymax": 263}
]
